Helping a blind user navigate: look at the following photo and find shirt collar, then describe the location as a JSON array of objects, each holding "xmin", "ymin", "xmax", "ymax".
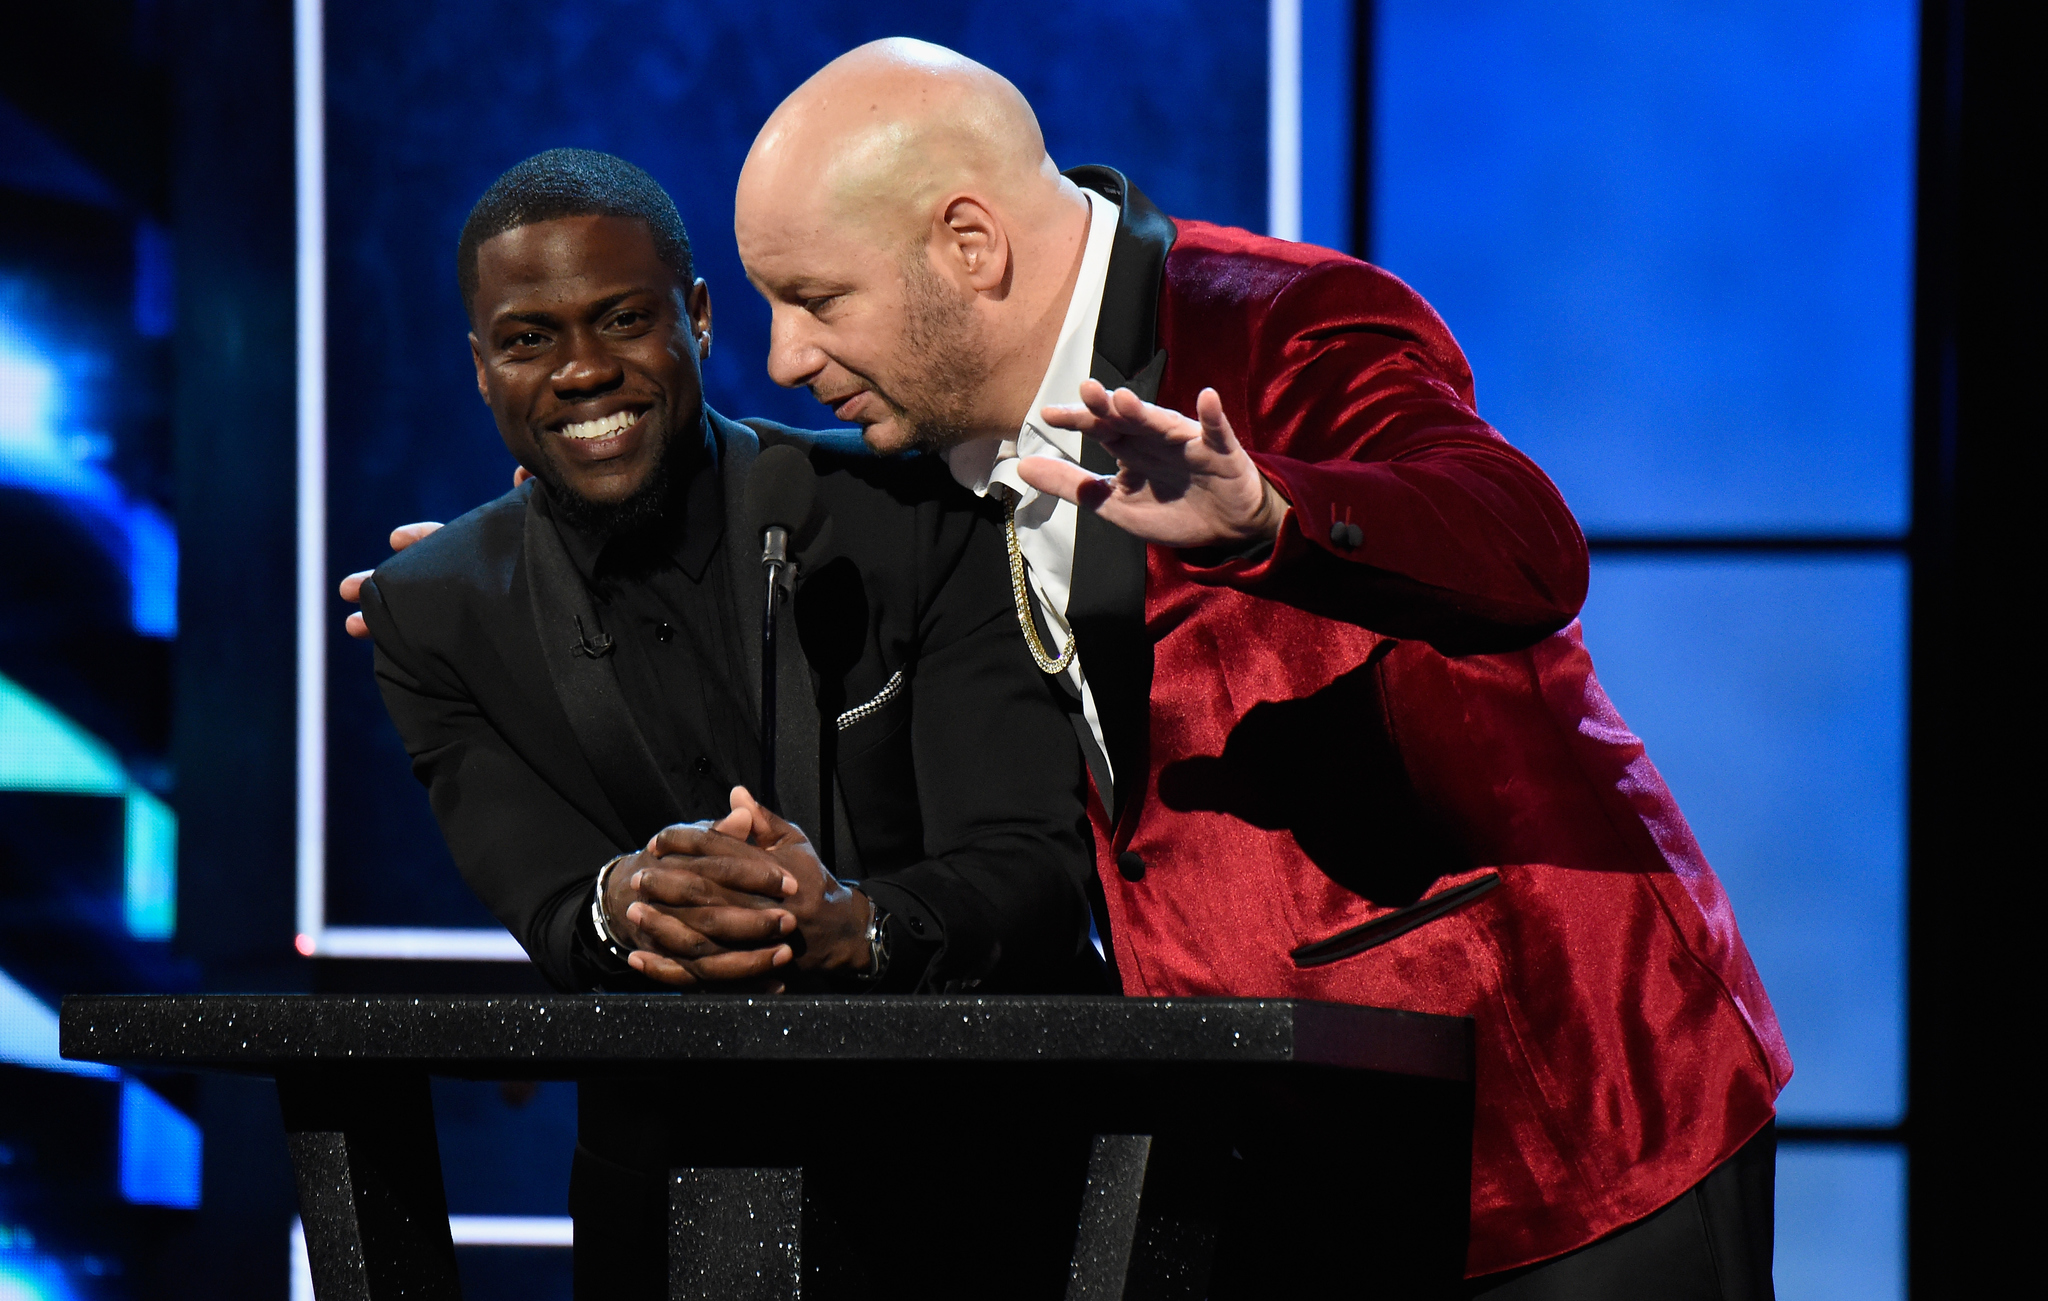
[
  {"xmin": 549, "ymin": 415, "xmax": 723, "ymax": 584},
  {"xmin": 945, "ymin": 185, "xmax": 1121, "ymax": 496}
]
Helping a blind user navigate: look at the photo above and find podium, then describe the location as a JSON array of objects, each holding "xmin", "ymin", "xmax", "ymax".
[{"xmin": 62, "ymin": 994, "xmax": 1473, "ymax": 1299}]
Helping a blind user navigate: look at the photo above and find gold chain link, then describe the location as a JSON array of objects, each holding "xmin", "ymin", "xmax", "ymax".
[{"xmin": 1003, "ymin": 490, "xmax": 1077, "ymax": 675}]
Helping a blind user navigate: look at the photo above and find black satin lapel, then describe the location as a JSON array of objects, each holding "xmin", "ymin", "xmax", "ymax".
[
  {"xmin": 711, "ymin": 410, "xmax": 824, "ymax": 841},
  {"xmin": 1067, "ymin": 356, "xmax": 1153, "ymax": 830},
  {"xmin": 716, "ymin": 411, "xmax": 766, "ymax": 734},
  {"xmin": 487, "ymin": 548, "xmax": 633, "ymax": 848},
  {"xmin": 521, "ymin": 492, "xmax": 681, "ymax": 843},
  {"xmin": 1117, "ymin": 349, "xmax": 1168, "ymax": 404},
  {"xmin": 1059, "ymin": 165, "xmax": 1175, "ymax": 833},
  {"xmin": 1063, "ymin": 164, "xmax": 1177, "ymax": 383},
  {"xmin": 1057, "ymin": 167, "xmax": 1176, "ymax": 829}
]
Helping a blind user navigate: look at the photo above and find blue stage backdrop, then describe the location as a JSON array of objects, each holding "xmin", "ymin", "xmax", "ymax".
[
  {"xmin": 318, "ymin": 0, "xmax": 1268, "ymax": 933},
  {"xmin": 2, "ymin": 14, "xmax": 204, "ymax": 1296}
]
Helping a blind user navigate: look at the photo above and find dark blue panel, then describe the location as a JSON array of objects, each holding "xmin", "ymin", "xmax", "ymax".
[
  {"xmin": 1372, "ymin": 0, "xmax": 1915, "ymax": 534},
  {"xmin": 321, "ymin": 0, "xmax": 1269, "ymax": 927},
  {"xmin": 431, "ymin": 1079, "xmax": 577, "ymax": 1301},
  {"xmin": 432, "ymin": 1079, "xmax": 576, "ymax": 1215},
  {"xmin": 1579, "ymin": 556, "xmax": 1904, "ymax": 1124},
  {"xmin": 455, "ymin": 1246, "xmax": 573, "ymax": 1301},
  {"xmin": 1776, "ymin": 1144, "xmax": 1904, "ymax": 1300}
]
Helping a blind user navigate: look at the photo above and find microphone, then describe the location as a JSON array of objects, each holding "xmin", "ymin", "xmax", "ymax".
[{"xmin": 744, "ymin": 445, "xmax": 819, "ymax": 812}]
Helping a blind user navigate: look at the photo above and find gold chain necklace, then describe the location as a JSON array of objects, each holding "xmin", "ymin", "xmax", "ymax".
[{"xmin": 1003, "ymin": 490, "xmax": 1077, "ymax": 675}]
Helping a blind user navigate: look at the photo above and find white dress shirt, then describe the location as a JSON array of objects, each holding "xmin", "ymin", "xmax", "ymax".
[{"xmin": 945, "ymin": 185, "xmax": 1121, "ymax": 786}]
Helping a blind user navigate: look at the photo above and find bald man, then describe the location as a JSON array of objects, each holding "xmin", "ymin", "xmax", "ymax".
[{"xmin": 734, "ymin": 39, "xmax": 1788, "ymax": 1299}]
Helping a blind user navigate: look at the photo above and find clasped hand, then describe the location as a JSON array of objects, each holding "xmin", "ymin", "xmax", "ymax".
[{"xmin": 604, "ymin": 786, "xmax": 874, "ymax": 991}]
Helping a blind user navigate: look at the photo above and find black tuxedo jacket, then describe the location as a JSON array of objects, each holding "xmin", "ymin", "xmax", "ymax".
[{"xmin": 360, "ymin": 410, "xmax": 1100, "ymax": 993}]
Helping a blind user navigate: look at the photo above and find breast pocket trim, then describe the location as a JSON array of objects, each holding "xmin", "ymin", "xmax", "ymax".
[{"xmin": 836, "ymin": 668, "xmax": 906, "ymax": 732}]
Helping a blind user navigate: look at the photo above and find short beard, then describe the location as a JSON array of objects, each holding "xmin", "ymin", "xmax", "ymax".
[
  {"xmin": 532, "ymin": 410, "xmax": 697, "ymax": 540},
  {"xmin": 882, "ymin": 253, "xmax": 993, "ymax": 455}
]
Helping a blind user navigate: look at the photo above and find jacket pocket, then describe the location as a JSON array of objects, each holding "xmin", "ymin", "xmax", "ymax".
[
  {"xmin": 835, "ymin": 668, "xmax": 906, "ymax": 739},
  {"xmin": 1289, "ymin": 871, "xmax": 1502, "ymax": 968}
]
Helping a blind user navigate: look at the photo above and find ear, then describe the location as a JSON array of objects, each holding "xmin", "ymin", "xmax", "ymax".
[
  {"xmin": 469, "ymin": 333, "xmax": 488, "ymax": 402},
  {"xmin": 935, "ymin": 196, "xmax": 1009, "ymax": 294},
  {"xmin": 685, "ymin": 278, "xmax": 714, "ymax": 360}
]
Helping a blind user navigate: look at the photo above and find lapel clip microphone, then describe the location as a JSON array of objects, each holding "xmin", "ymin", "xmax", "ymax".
[{"xmin": 570, "ymin": 615, "xmax": 615, "ymax": 659}]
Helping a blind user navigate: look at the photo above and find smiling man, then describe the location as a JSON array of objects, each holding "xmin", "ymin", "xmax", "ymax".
[
  {"xmin": 363, "ymin": 148, "xmax": 1096, "ymax": 996},
  {"xmin": 349, "ymin": 148, "xmax": 1100, "ymax": 1296}
]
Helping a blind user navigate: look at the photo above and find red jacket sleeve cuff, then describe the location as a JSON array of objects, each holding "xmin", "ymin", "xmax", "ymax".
[{"xmin": 1175, "ymin": 453, "xmax": 1329, "ymax": 590}]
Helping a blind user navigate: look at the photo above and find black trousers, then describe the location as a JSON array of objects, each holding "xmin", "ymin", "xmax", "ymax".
[{"xmin": 1466, "ymin": 1121, "xmax": 1777, "ymax": 1301}]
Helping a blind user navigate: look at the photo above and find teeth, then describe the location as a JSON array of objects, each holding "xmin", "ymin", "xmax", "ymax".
[{"xmin": 560, "ymin": 411, "xmax": 638, "ymax": 440}]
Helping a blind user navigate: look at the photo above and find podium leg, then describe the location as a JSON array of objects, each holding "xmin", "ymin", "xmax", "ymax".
[
  {"xmin": 277, "ymin": 1069, "xmax": 461, "ymax": 1301},
  {"xmin": 668, "ymin": 1167, "xmax": 803, "ymax": 1301},
  {"xmin": 1067, "ymin": 1134, "xmax": 1219, "ymax": 1301}
]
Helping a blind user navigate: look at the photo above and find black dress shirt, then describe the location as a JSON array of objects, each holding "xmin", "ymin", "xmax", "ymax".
[
  {"xmin": 541, "ymin": 428, "xmax": 946, "ymax": 984},
  {"xmin": 553, "ymin": 432, "xmax": 755, "ymax": 822}
]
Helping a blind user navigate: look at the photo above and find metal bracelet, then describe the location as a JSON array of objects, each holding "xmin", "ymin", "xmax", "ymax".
[
  {"xmin": 850, "ymin": 895, "xmax": 891, "ymax": 990},
  {"xmin": 589, "ymin": 854, "xmax": 632, "ymax": 962}
]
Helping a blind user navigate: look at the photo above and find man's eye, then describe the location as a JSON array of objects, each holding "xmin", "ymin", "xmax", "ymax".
[
  {"xmin": 609, "ymin": 310, "xmax": 647, "ymax": 329},
  {"xmin": 506, "ymin": 331, "xmax": 548, "ymax": 351},
  {"xmin": 801, "ymin": 296, "xmax": 836, "ymax": 315}
]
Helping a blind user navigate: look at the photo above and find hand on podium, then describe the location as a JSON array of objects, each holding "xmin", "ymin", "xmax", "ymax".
[{"xmin": 610, "ymin": 786, "xmax": 875, "ymax": 991}]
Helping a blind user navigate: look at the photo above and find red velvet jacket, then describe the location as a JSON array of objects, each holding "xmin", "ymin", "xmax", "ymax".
[{"xmin": 1064, "ymin": 169, "xmax": 1791, "ymax": 1276}]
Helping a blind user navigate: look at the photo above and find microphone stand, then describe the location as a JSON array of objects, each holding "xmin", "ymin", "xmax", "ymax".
[{"xmin": 759, "ymin": 524, "xmax": 791, "ymax": 811}]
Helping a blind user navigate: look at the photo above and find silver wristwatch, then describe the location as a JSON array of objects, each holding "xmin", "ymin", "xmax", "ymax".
[
  {"xmin": 850, "ymin": 895, "xmax": 891, "ymax": 989},
  {"xmin": 589, "ymin": 854, "xmax": 632, "ymax": 962}
]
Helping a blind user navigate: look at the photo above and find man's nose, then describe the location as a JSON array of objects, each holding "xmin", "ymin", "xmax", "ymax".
[
  {"xmin": 763, "ymin": 308, "xmax": 823, "ymax": 391},
  {"xmin": 551, "ymin": 328, "xmax": 623, "ymax": 395}
]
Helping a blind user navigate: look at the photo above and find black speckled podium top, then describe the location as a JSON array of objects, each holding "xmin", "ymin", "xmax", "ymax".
[{"xmin": 61, "ymin": 994, "xmax": 1470, "ymax": 1082}]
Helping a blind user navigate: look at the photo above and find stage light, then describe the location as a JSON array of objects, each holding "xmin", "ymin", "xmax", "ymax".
[
  {"xmin": 0, "ymin": 302, "xmax": 180, "ymax": 638},
  {"xmin": 118, "ymin": 1078, "xmax": 202, "ymax": 1210},
  {"xmin": 0, "ymin": 672, "xmax": 180, "ymax": 943}
]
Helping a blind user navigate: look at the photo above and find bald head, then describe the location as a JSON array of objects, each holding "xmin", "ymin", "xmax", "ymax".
[
  {"xmin": 736, "ymin": 40, "xmax": 1094, "ymax": 455},
  {"xmin": 740, "ymin": 38, "xmax": 1060, "ymax": 243}
]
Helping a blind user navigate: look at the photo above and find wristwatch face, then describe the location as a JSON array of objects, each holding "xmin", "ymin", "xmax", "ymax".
[{"xmin": 861, "ymin": 906, "xmax": 891, "ymax": 986}]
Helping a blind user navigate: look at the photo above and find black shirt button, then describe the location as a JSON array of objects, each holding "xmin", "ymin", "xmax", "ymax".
[
  {"xmin": 906, "ymin": 914, "xmax": 927, "ymax": 936},
  {"xmin": 691, "ymin": 756, "xmax": 713, "ymax": 777},
  {"xmin": 1117, "ymin": 851, "xmax": 1146, "ymax": 882},
  {"xmin": 656, "ymin": 622, "xmax": 675, "ymax": 643}
]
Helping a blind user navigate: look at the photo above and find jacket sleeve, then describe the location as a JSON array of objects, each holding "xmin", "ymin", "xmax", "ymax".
[
  {"xmin": 360, "ymin": 572, "xmax": 640, "ymax": 993},
  {"xmin": 1186, "ymin": 258, "xmax": 1590, "ymax": 656},
  {"xmin": 855, "ymin": 508, "xmax": 1101, "ymax": 993}
]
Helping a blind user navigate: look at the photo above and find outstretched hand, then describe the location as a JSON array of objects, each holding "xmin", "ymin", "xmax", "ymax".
[
  {"xmin": 339, "ymin": 466, "xmax": 532, "ymax": 640},
  {"xmin": 1022, "ymin": 380, "xmax": 1287, "ymax": 548}
]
